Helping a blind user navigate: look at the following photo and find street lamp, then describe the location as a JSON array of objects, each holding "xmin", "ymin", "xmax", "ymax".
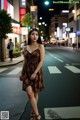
[
  {"xmin": 40, "ymin": 17, "xmax": 42, "ymax": 20},
  {"xmin": 44, "ymin": 1, "xmax": 49, "ymax": 5}
]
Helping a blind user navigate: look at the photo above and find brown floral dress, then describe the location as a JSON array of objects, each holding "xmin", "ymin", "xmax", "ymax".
[{"xmin": 21, "ymin": 47, "xmax": 44, "ymax": 92}]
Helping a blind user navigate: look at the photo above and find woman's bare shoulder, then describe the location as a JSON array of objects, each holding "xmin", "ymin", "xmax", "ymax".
[
  {"xmin": 39, "ymin": 44, "xmax": 44, "ymax": 50},
  {"xmin": 39, "ymin": 44, "xmax": 44, "ymax": 49},
  {"xmin": 24, "ymin": 45, "xmax": 29, "ymax": 50}
]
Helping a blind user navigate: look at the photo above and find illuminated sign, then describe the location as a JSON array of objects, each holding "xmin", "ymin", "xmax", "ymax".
[
  {"xmin": 66, "ymin": 28, "xmax": 70, "ymax": 31},
  {"xmin": 20, "ymin": 0, "xmax": 26, "ymax": 8},
  {"xmin": 7, "ymin": 2, "xmax": 14, "ymax": 18},
  {"xmin": 76, "ymin": 30, "xmax": 80, "ymax": 35},
  {"xmin": 30, "ymin": 6, "xmax": 37, "ymax": 12},
  {"xmin": 12, "ymin": 26, "xmax": 21, "ymax": 34},
  {"xmin": 20, "ymin": 8, "xmax": 26, "ymax": 14},
  {"xmin": 22, "ymin": 27, "xmax": 28, "ymax": 35},
  {"xmin": 30, "ymin": 6, "xmax": 38, "ymax": 27}
]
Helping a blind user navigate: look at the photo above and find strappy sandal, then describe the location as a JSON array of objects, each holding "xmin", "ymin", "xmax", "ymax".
[
  {"xmin": 30, "ymin": 112, "xmax": 35, "ymax": 118},
  {"xmin": 35, "ymin": 114, "xmax": 41, "ymax": 120}
]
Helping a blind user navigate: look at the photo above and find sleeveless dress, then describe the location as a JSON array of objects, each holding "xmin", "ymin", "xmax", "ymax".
[{"xmin": 21, "ymin": 47, "xmax": 44, "ymax": 92}]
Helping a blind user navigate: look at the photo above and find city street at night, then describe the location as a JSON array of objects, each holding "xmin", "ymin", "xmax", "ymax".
[
  {"xmin": 0, "ymin": 0, "xmax": 80, "ymax": 119},
  {"xmin": 0, "ymin": 46, "xmax": 80, "ymax": 120}
]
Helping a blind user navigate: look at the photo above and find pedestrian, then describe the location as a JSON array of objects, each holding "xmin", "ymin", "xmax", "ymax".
[
  {"xmin": 7, "ymin": 39, "xmax": 14, "ymax": 61},
  {"xmin": 20, "ymin": 40, "xmax": 27, "ymax": 50},
  {"xmin": 20, "ymin": 28, "xmax": 45, "ymax": 120}
]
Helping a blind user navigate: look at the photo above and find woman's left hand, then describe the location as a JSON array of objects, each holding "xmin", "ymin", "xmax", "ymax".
[{"xmin": 30, "ymin": 73, "xmax": 37, "ymax": 80}]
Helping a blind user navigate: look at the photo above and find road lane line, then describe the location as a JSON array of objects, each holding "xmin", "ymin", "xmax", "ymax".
[
  {"xmin": 46, "ymin": 51, "xmax": 63, "ymax": 62},
  {"xmin": 54, "ymin": 57, "xmax": 63, "ymax": 62},
  {"xmin": 65, "ymin": 64, "xmax": 69, "ymax": 66},
  {"xmin": 48, "ymin": 66, "xmax": 62, "ymax": 74},
  {"xmin": 0, "ymin": 68, "xmax": 8, "ymax": 73},
  {"xmin": 7, "ymin": 67, "xmax": 22, "ymax": 75},
  {"xmin": 65, "ymin": 66, "xmax": 80, "ymax": 73}
]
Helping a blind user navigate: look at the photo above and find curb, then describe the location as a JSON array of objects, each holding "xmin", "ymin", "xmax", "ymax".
[{"xmin": 0, "ymin": 60, "xmax": 24, "ymax": 67}]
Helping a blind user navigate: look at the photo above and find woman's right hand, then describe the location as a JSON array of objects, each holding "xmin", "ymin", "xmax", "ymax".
[{"xmin": 30, "ymin": 73, "xmax": 37, "ymax": 80}]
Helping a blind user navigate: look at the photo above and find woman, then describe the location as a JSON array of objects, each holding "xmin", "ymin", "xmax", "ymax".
[{"xmin": 20, "ymin": 28, "xmax": 45, "ymax": 120}]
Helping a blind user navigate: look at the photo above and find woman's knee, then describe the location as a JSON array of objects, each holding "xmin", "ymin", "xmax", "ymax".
[{"xmin": 26, "ymin": 87, "xmax": 34, "ymax": 99}]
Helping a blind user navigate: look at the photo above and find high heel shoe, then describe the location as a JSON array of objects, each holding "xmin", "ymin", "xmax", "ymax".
[
  {"xmin": 30, "ymin": 112, "xmax": 35, "ymax": 118},
  {"xmin": 35, "ymin": 114, "xmax": 41, "ymax": 120}
]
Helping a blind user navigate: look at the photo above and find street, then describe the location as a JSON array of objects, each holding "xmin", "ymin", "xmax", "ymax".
[{"xmin": 0, "ymin": 46, "xmax": 80, "ymax": 120}]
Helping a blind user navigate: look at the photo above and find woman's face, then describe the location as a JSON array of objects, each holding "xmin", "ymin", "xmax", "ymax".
[{"xmin": 30, "ymin": 30, "xmax": 39, "ymax": 42}]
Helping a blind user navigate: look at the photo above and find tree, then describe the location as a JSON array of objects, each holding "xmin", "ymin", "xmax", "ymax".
[
  {"xmin": 21, "ymin": 12, "xmax": 32, "ymax": 28},
  {"xmin": 0, "ymin": 9, "xmax": 12, "ymax": 61}
]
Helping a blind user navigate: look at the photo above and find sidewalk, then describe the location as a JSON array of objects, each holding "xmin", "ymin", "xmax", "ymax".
[{"xmin": 0, "ymin": 55, "xmax": 24, "ymax": 67}]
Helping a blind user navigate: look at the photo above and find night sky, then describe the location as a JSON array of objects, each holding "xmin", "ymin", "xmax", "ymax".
[{"xmin": 35, "ymin": 0, "xmax": 68, "ymax": 26}]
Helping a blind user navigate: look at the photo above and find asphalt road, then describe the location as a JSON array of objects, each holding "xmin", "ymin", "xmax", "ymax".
[{"xmin": 0, "ymin": 46, "xmax": 80, "ymax": 120}]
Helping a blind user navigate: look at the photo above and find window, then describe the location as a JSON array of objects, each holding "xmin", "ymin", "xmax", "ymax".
[
  {"xmin": 77, "ymin": 15, "xmax": 80, "ymax": 30},
  {"xmin": 69, "ymin": 16, "xmax": 74, "ymax": 22},
  {"xmin": 55, "ymin": 23, "xmax": 58, "ymax": 29},
  {"xmin": 69, "ymin": 6, "xmax": 74, "ymax": 13}
]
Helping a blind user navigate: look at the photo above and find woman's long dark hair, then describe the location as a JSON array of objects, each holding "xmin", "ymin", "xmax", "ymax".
[{"xmin": 28, "ymin": 28, "xmax": 42, "ymax": 45}]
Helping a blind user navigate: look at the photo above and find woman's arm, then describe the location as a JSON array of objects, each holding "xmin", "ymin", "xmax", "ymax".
[
  {"xmin": 30, "ymin": 44, "xmax": 45, "ymax": 80},
  {"xmin": 34, "ymin": 44, "xmax": 45, "ymax": 74}
]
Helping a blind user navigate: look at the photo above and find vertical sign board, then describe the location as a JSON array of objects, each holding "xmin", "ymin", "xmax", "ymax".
[
  {"xmin": 19, "ymin": 0, "xmax": 26, "ymax": 21},
  {"xmin": 4, "ymin": 0, "xmax": 8, "ymax": 10},
  {"xmin": 30, "ymin": 6, "xmax": 38, "ymax": 28}
]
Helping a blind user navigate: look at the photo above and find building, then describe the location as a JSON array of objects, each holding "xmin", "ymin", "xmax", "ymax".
[
  {"xmin": 68, "ymin": 3, "xmax": 80, "ymax": 48},
  {"xmin": 49, "ymin": 14, "xmax": 68, "ymax": 40},
  {"xmin": 0, "ymin": 0, "xmax": 29, "ymax": 58}
]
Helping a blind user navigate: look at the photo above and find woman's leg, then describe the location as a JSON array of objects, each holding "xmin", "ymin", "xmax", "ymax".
[
  {"xmin": 34, "ymin": 92, "xmax": 38, "ymax": 102},
  {"xmin": 31, "ymin": 92, "xmax": 39, "ymax": 114},
  {"xmin": 26, "ymin": 86, "xmax": 39, "ymax": 116}
]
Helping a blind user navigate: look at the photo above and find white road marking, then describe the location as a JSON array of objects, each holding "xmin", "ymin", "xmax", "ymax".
[
  {"xmin": 46, "ymin": 51, "xmax": 54, "ymax": 57},
  {"xmin": 46, "ymin": 51, "xmax": 63, "ymax": 62},
  {"xmin": 44, "ymin": 106, "xmax": 80, "ymax": 119},
  {"xmin": 65, "ymin": 64, "xmax": 69, "ymax": 66},
  {"xmin": 48, "ymin": 66, "xmax": 62, "ymax": 74},
  {"xmin": 0, "ymin": 68, "xmax": 8, "ymax": 73},
  {"xmin": 65, "ymin": 66, "xmax": 80, "ymax": 73},
  {"xmin": 7, "ymin": 67, "xmax": 22, "ymax": 75},
  {"xmin": 54, "ymin": 57, "xmax": 63, "ymax": 62}
]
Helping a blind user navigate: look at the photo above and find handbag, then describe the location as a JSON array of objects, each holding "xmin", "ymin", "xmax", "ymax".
[{"xmin": 7, "ymin": 44, "xmax": 10, "ymax": 49}]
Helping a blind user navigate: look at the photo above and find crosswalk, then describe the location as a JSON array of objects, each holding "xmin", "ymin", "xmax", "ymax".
[
  {"xmin": 7, "ymin": 67, "xmax": 22, "ymax": 75},
  {"xmin": 44, "ymin": 106, "xmax": 80, "ymax": 119},
  {"xmin": 0, "ymin": 65, "xmax": 80, "ymax": 76}
]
